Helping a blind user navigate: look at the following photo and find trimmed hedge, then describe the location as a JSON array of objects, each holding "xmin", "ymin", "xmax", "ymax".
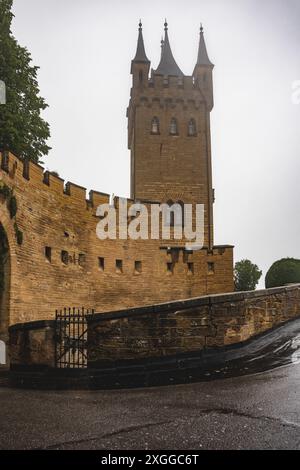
[{"xmin": 265, "ymin": 258, "xmax": 300, "ymax": 288}]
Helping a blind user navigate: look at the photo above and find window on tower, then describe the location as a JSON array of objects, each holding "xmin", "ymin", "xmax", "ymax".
[
  {"xmin": 188, "ymin": 118, "xmax": 197, "ymax": 136},
  {"xmin": 151, "ymin": 117, "xmax": 160, "ymax": 135},
  {"xmin": 170, "ymin": 118, "xmax": 178, "ymax": 135}
]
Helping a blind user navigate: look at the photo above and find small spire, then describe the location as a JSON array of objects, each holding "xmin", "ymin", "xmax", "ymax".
[
  {"xmin": 132, "ymin": 20, "xmax": 150, "ymax": 64},
  {"xmin": 155, "ymin": 20, "xmax": 183, "ymax": 77},
  {"xmin": 195, "ymin": 23, "xmax": 214, "ymax": 67}
]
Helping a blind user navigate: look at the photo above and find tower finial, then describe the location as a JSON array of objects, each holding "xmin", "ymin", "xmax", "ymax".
[
  {"xmin": 131, "ymin": 19, "xmax": 150, "ymax": 67},
  {"xmin": 194, "ymin": 23, "xmax": 213, "ymax": 67},
  {"xmin": 164, "ymin": 19, "xmax": 168, "ymax": 31}
]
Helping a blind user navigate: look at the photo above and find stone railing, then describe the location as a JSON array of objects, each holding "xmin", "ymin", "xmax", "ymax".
[
  {"xmin": 87, "ymin": 284, "xmax": 300, "ymax": 367},
  {"xmin": 8, "ymin": 284, "xmax": 300, "ymax": 388}
]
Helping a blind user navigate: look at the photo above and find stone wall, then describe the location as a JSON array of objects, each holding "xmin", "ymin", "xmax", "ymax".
[
  {"xmin": 87, "ymin": 285, "xmax": 300, "ymax": 367},
  {"xmin": 0, "ymin": 150, "xmax": 234, "ymax": 333},
  {"xmin": 8, "ymin": 285, "xmax": 300, "ymax": 388},
  {"xmin": 9, "ymin": 320, "xmax": 55, "ymax": 368}
]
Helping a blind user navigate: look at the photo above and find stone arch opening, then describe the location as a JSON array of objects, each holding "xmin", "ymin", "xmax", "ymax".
[{"xmin": 0, "ymin": 223, "xmax": 10, "ymax": 353}]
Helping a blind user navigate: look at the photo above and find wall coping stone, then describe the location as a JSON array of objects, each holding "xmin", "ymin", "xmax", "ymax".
[
  {"xmin": 88, "ymin": 284, "xmax": 300, "ymax": 324},
  {"xmin": 8, "ymin": 285, "xmax": 300, "ymax": 331},
  {"xmin": 9, "ymin": 320, "xmax": 55, "ymax": 332}
]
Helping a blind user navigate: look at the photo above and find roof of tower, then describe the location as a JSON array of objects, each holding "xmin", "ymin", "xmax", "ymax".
[
  {"xmin": 195, "ymin": 24, "xmax": 214, "ymax": 67},
  {"xmin": 154, "ymin": 21, "xmax": 183, "ymax": 77},
  {"xmin": 132, "ymin": 20, "xmax": 150, "ymax": 63}
]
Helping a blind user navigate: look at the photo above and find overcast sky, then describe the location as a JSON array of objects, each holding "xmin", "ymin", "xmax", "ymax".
[{"xmin": 11, "ymin": 0, "xmax": 300, "ymax": 287}]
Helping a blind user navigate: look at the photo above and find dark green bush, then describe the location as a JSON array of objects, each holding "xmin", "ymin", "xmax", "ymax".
[
  {"xmin": 234, "ymin": 259, "xmax": 262, "ymax": 291},
  {"xmin": 265, "ymin": 258, "xmax": 300, "ymax": 288}
]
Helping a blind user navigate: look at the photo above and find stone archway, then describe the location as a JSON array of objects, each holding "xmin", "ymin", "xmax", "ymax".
[{"xmin": 0, "ymin": 223, "xmax": 10, "ymax": 360}]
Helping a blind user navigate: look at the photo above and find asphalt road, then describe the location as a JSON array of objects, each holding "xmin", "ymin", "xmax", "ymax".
[{"xmin": 0, "ymin": 361, "xmax": 299, "ymax": 450}]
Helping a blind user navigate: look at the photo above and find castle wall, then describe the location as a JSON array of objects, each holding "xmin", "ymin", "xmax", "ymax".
[
  {"xmin": 87, "ymin": 284, "xmax": 300, "ymax": 365},
  {"xmin": 0, "ymin": 151, "xmax": 233, "ymax": 329},
  {"xmin": 8, "ymin": 285, "xmax": 300, "ymax": 389}
]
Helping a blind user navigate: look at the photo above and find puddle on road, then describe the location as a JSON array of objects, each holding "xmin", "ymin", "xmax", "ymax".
[
  {"xmin": 291, "ymin": 335, "xmax": 300, "ymax": 365},
  {"xmin": 200, "ymin": 327, "xmax": 300, "ymax": 381}
]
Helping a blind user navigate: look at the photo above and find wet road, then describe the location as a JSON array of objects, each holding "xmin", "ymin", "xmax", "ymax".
[
  {"xmin": 0, "ymin": 360, "xmax": 299, "ymax": 450},
  {"xmin": 0, "ymin": 320, "xmax": 300, "ymax": 450}
]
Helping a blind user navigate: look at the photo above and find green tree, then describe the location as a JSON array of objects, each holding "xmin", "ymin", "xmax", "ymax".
[
  {"xmin": 0, "ymin": 0, "xmax": 50, "ymax": 162},
  {"xmin": 234, "ymin": 259, "xmax": 262, "ymax": 292},
  {"xmin": 265, "ymin": 258, "xmax": 300, "ymax": 288}
]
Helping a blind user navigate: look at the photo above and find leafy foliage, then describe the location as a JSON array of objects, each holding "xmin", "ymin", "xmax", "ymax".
[
  {"xmin": 0, "ymin": 180, "xmax": 23, "ymax": 244},
  {"xmin": 0, "ymin": 224, "xmax": 8, "ymax": 292},
  {"xmin": 0, "ymin": 0, "xmax": 51, "ymax": 162},
  {"xmin": 13, "ymin": 221, "xmax": 22, "ymax": 245},
  {"xmin": 265, "ymin": 258, "xmax": 300, "ymax": 288},
  {"xmin": 8, "ymin": 193, "xmax": 17, "ymax": 218},
  {"xmin": 234, "ymin": 259, "xmax": 262, "ymax": 292}
]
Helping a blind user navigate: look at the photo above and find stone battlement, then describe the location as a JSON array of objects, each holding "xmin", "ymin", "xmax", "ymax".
[
  {"xmin": 1, "ymin": 151, "xmax": 111, "ymax": 211},
  {"xmin": 0, "ymin": 150, "xmax": 234, "ymax": 336}
]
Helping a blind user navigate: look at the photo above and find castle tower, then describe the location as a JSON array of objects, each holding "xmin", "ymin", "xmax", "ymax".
[
  {"xmin": 127, "ymin": 22, "xmax": 215, "ymax": 249},
  {"xmin": 193, "ymin": 24, "xmax": 214, "ymax": 111}
]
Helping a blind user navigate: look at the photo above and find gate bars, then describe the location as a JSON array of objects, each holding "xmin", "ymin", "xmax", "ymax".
[{"xmin": 55, "ymin": 308, "xmax": 94, "ymax": 369}]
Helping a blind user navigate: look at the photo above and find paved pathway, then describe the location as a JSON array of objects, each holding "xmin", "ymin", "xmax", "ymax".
[{"xmin": 0, "ymin": 362, "xmax": 299, "ymax": 450}]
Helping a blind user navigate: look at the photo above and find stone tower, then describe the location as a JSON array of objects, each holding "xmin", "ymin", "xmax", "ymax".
[{"xmin": 127, "ymin": 21, "xmax": 215, "ymax": 249}]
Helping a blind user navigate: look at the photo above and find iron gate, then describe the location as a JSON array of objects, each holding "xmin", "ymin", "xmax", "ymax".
[{"xmin": 55, "ymin": 308, "xmax": 94, "ymax": 368}]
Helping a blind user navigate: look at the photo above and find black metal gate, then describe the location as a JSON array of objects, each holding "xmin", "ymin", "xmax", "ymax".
[{"xmin": 55, "ymin": 308, "xmax": 93, "ymax": 369}]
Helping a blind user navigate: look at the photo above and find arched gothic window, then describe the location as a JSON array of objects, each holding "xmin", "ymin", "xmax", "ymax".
[
  {"xmin": 169, "ymin": 118, "xmax": 178, "ymax": 135},
  {"xmin": 139, "ymin": 70, "xmax": 143, "ymax": 83},
  {"xmin": 151, "ymin": 117, "xmax": 160, "ymax": 134},
  {"xmin": 188, "ymin": 118, "xmax": 197, "ymax": 136}
]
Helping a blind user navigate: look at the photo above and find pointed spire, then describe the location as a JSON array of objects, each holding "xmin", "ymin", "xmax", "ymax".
[
  {"xmin": 196, "ymin": 24, "xmax": 214, "ymax": 67},
  {"xmin": 154, "ymin": 20, "xmax": 183, "ymax": 77},
  {"xmin": 132, "ymin": 20, "xmax": 150, "ymax": 63}
]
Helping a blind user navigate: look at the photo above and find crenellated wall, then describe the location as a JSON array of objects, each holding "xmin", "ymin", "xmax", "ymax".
[{"xmin": 0, "ymin": 150, "xmax": 233, "ymax": 333}]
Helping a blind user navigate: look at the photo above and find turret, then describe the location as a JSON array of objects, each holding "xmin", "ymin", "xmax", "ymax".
[
  {"xmin": 131, "ymin": 21, "xmax": 150, "ymax": 87},
  {"xmin": 154, "ymin": 20, "xmax": 183, "ymax": 77},
  {"xmin": 193, "ymin": 25, "xmax": 214, "ymax": 111}
]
